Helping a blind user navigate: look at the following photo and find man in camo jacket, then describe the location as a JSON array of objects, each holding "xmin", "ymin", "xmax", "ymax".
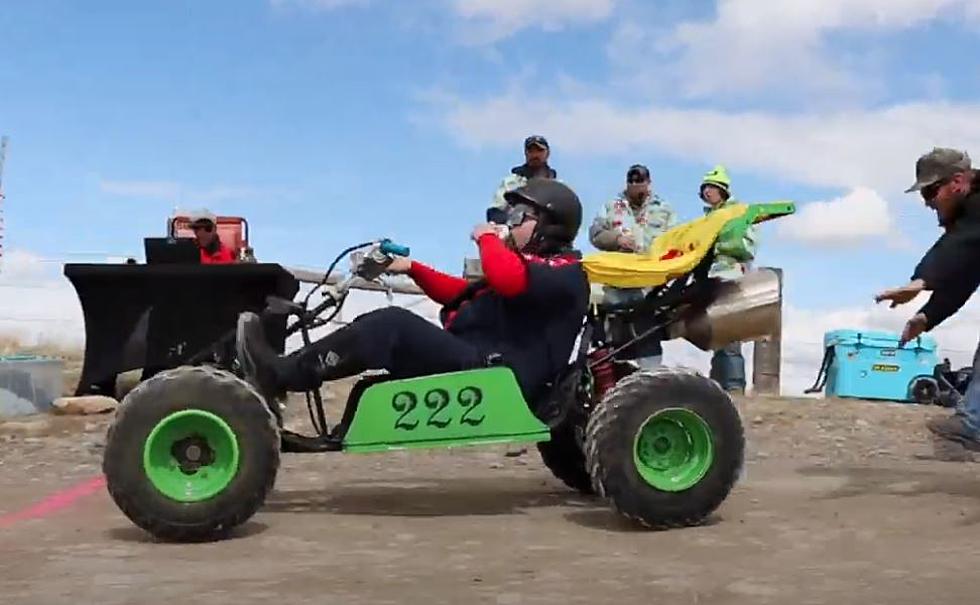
[
  {"xmin": 589, "ymin": 164, "xmax": 678, "ymax": 369},
  {"xmin": 491, "ymin": 135, "xmax": 559, "ymax": 209}
]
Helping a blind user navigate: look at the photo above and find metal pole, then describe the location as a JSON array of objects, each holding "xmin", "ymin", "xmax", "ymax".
[
  {"xmin": 0, "ymin": 136, "xmax": 8, "ymax": 268},
  {"xmin": 752, "ymin": 267, "xmax": 783, "ymax": 396},
  {"xmin": 0, "ymin": 136, "xmax": 8, "ymax": 193},
  {"xmin": 283, "ymin": 265, "xmax": 424, "ymax": 296}
]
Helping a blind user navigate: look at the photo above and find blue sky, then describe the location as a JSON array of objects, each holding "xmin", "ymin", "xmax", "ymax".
[{"xmin": 2, "ymin": 0, "xmax": 980, "ymax": 390}]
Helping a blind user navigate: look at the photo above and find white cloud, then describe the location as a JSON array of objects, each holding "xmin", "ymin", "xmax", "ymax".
[
  {"xmin": 437, "ymin": 93, "xmax": 980, "ymax": 196},
  {"xmin": 705, "ymin": 0, "xmax": 980, "ymax": 33},
  {"xmin": 0, "ymin": 249, "xmax": 85, "ymax": 347},
  {"xmin": 777, "ymin": 187, "xmax": 895, "ymax": 246},
  {"xmin": 269, "ymin": 0, "xmax": 371, "ymax": 10},
  {"xmin": 452, "ymin": 0, "xmax": 617, "ymax": 44},
  {"xmin": 649, "ymin": 0, "xmax": 980, "ymax": 100},
  {"xmin": 0, "ymin": 250, "xmax": 51, "ymax": 283}
]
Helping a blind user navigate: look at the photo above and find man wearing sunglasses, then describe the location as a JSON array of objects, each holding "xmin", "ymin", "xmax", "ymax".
[
  {"xmin": 236, "ymin": 179, "xmax": 589, "ymax": 412},
  {"xmin": 589, "ymin": 163, "xmax": 677, "ymax": 370},
  {"xmin": 187, "ymin": 209, "xmax": 236, "ymax": 265},
  {"xmin": 876, "ymin": 147, "xmax": 980, "ymax": 454},
  {"xmin": 491, "ymin": 135, "xmax": 559, "ymax": 210}
]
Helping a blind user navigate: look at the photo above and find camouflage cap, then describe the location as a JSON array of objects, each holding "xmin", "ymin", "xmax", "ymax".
[
  {"xmin": 524, "ymin": 134, "xmax": 549, "ymax": 150},
  {"xmin": 905, "ymin": 148, "xmax": 972, "ymax": 193}
]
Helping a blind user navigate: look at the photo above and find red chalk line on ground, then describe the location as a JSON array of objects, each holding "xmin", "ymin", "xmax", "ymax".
[{"xmin": 0, "ymin": 475, "xmax": 106, "ymax": 528}]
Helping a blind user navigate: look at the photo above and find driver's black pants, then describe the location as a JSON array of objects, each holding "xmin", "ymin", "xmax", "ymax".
[{"xmin": 279, "ymin": 307, "xmax": 485, "ymax": 391}]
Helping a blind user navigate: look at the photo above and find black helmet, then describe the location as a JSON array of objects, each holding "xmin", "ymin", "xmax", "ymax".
[{"xmin": 503, "ymin": 178, "xmax": 582, "ymax": 252}]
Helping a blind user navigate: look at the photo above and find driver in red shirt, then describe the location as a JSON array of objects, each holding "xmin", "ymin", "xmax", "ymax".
[{"xmin": 187, "ymin": 210, "xmax": 236, "ymax": 264}]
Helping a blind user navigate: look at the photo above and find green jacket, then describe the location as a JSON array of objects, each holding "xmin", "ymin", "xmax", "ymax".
[{"xmin": 705, "ymin": 199, "xmax": 758, "ymax": 280}]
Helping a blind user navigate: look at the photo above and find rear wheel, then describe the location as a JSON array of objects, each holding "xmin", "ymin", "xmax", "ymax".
[
  {"xmin": 103, "ymin": 365, "xmax": 280, "ymax": 542},
  {"xmin": 585, "ymin": 367, "xmax": 744, "ymax": 529}
]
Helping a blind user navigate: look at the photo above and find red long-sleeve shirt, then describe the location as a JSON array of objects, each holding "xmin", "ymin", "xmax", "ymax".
[
  {"xmin": 407, "ymin": 234, "xmax": 530, "ymax": 305},
  {"xmin": 407, "ymin": 262, "xmax": 469, "ymax": 305},
  {"xmin": 200, "ymin": 241, "xmax": 236, "ymax": 265}
]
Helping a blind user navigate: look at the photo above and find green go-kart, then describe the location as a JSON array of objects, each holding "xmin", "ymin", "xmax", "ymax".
[{"xmin": 102, "ymin": 202, "xmax": 795, "ymax": 542}]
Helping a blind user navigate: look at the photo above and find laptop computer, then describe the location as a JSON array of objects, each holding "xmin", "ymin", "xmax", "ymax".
[{"xmin": 144, "ymin": 237, "xmax": 201, "ymax": 265}]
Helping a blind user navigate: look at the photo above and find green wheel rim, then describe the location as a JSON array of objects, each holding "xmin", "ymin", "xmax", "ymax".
[
  {"xmin": 633, "ymin": 408, "xmax": 714, "ymax": 492},
  {"xmin": 142, "ymin": 409, "xmax": 240, "ymax": 503}
]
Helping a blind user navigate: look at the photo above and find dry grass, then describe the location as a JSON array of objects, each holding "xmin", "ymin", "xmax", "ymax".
[{"xmin": 0, "ymin": 334, "xmax": 84, "ymax": 362}]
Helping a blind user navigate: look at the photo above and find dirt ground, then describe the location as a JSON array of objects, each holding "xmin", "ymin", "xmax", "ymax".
[{"xmin": 2, "ymin": 388, "xmax": 980, "ymax": 605}]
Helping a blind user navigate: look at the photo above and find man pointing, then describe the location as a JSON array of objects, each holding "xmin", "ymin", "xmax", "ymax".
[{"xmin": 875, "ymin": 147, "xmax": 980, "ymax": 452}]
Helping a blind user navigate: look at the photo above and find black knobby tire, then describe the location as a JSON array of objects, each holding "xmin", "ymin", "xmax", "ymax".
[
  {"xmin": 103, "ymin": 365, "xmax": 280, "ymax": 542},
  {"xmin": 910, "ymin": 377, "xmax": 939, "ymax": 405},
  {"xmin": 585, "ymin": 367, "xmax": 744, "ymax": 529},
  {"xmin": 538, "ymin": 421, "xmax": 594, "ymax": 494}
]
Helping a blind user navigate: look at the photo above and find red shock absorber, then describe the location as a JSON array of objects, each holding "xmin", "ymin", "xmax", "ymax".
[{"xmin": 590, "ymin": 349, "xmax": 617, "ymax": 400}]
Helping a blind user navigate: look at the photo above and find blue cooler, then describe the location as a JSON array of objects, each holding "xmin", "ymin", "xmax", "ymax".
[{"xmin": 819, "ymin": 329, "xmax": 939, "ymax": 402}]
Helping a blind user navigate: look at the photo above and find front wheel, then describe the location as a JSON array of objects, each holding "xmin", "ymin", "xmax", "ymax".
[
  {"xmin": 585, "ymin": 367, "xmax": 744, "ymax": 529},
  {"xmin": 103, "ymin": 365, "xmax": 280, "ymax": 542}
]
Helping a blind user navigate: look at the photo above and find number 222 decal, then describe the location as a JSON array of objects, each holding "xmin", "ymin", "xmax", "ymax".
[{"xmin": 392, "ymin": 387, "xmax": 485, "ymax": 430}]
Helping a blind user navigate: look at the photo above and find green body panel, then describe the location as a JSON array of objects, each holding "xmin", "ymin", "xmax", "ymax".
[
  {"xmin": 715, "ymin": 201, "xmax": 796, "ymax": 262},
  {"xmin": 342, "ymin": 367, "xmax": 552, "ymax": 453}
]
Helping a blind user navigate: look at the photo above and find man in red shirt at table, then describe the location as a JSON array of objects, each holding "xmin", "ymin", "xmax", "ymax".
[{"xmin": 187, "ymin": 209, "xmax": 236, "ymax": 264}]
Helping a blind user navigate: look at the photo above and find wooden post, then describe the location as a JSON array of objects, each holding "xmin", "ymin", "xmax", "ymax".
[{"xmin": 752, "ymin": 267, "xmax": 783, "ymax": 396}]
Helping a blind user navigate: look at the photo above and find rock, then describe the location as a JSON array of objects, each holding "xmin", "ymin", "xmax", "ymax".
[
  {"xmin": 52, "ymin": 396, "xmax": 118, "ymax": 416},
  {"xmin": 504, "ymin": 447, "xmax": 527, "ymax": 458}
]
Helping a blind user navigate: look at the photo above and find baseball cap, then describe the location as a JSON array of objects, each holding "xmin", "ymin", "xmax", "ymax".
[
  {"xmin": 626, "ymin": 164, "xmax": 651, "ymax": 183},
  {"xmin": 186, "ymin": 208, "xmax": 217, "ymax": 226},
  {"xmin": 524, "ymin": 135, "xmax": 549, "ymax": 150},
  {"xmin": 905, "ymin": 148, "xmax": 972, "ymax": 193}
]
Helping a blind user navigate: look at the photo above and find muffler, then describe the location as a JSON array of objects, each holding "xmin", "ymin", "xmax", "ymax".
[{"xmin": 667, "ymin": 268, "xmax": 782, "ymax": 351}]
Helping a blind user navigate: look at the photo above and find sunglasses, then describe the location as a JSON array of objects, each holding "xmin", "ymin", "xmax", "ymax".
[
  {"xmin": 191, "ymin": 223, "xmax": 215, "ymax": 233},
  {"xmin": 488, "ymin": 203, "xmax": 539, "ymax": 228},
  {"xmin": 921, "ymin": 177, "xmax": 951, "ymax": 202}
]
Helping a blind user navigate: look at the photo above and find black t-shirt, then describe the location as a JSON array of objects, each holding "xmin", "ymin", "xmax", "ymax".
[
  {"xmin": 912, "ymin": 183, "xmax": 980, "ymax": 329},
  {"xmin": 443, "ymin": 256, "xmax": 590, "ymax": 402}
]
